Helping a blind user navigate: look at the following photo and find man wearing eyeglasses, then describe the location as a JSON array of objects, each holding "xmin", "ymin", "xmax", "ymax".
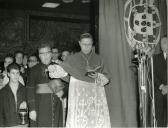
[{"xmin": 26, "ymin": 43, "xmax": 63, "ymax": 127}]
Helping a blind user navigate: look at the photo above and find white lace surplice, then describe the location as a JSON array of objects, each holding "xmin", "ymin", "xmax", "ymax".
[{"xmin": 66, "ymin": 77, "xmax": 111, "ymax": 128}]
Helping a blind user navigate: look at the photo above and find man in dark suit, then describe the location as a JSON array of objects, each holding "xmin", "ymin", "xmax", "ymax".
[{"xmin": 153, "ymin": 36, "xmax": 167, "ymax": 127}]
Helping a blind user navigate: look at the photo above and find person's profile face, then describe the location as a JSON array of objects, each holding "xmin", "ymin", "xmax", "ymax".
[
  {"xmin": 4, "ymin": 57, "xmax": 13, "ymax": 69},
  {"xmin": 8, "ymin": 69, "xmax": 20, "ymax": 83},
  {"xmin": 52, "ymin": 48, "xmax": 59, "ymax": 60},
  {"xmin": 39, "ymin": 47, "xmax": 52, "ymax": 65},
  {"xmin": 61, "ymin": 51, "xmax": 70, "ymax": 61},
  {"xmin": 79, "ymin": 38, "xmax": 93, "ymax": 55},
  {"xmin": 161, "ymin": 37, "xmax": 168, "ymax": 53},
  {"xmin": 28, "ymin": 56, "xmax": 38, "ymax": 68},
  {"xmin": 15, "ymin": 53, "xmax": 23, "ymax": 65}
]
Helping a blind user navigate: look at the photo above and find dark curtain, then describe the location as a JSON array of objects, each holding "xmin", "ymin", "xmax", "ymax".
[
  {"xmin": 99, "ymin": 0, "xmax": 137, "ymax": 126},
  {"xmin": 99, "ymin": 0, "xmax": 167, "ymax": 127}
]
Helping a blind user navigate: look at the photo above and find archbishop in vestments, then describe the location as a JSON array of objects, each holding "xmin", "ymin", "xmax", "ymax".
[{"xmin": 48, "ymin": 33, "xmax": 111, "ymax": 128}]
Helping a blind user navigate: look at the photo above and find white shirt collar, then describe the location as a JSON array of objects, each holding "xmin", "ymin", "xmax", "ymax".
[{"xmin": 163, "ymin": 52, "xmax": 167, "ymax": 60}]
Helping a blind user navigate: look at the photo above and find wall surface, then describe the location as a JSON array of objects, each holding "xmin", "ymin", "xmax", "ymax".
[{"xmin": 0, "ymin": 9, "xmax": 90, "ymax": 60}]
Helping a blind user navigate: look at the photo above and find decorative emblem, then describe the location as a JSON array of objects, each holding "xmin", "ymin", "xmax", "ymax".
[{"xmin": 124, "ymin": 0, "xmax": 161, "ymax": 50}]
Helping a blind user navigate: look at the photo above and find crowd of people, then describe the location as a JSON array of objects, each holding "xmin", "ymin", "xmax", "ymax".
[
  {"xmin": 0, "ymin": 33, "xmax": 167, "ymax": 127},
  {"xmin": 0, "ymin": 33, "xmax": 110, "ymax": 127},
  {"xmin": 0, "ymin": 49, "xmax": 70, "ymax": 89},
  {"xmin": 0, "ymin": 43, "xmax": 70, "ymax": 126}
]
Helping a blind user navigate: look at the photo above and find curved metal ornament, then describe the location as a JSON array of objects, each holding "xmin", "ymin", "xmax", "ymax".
[{"xmin": 124, "ymin": 0, "xmax": 161, "ymax": 50}]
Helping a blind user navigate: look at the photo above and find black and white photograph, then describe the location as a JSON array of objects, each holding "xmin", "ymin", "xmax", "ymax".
[{"xmin": 0, "ymin": 0, "xmax": 167, "ymax": 127}]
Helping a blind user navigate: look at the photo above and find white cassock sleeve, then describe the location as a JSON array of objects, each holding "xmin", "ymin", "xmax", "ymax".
[{"xmin": 48, "ymin": 64, "xmax": 68, "ymax": 79}]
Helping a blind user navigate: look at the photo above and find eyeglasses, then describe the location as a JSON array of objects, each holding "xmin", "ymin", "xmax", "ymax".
[
  {"xmin": 39, "ymin": 51, "xmax": 51, "ymax": 55},
  {"xmin": 81, "ymin": 43, "xmax": 92, "ymax": 46},
  {"xmin": 52, "ymin": 51, "xmax": 59, "ymax": 54},
  {"xmin": 28, "ymin": 60, "xmax": 37, "ymax": 63}
]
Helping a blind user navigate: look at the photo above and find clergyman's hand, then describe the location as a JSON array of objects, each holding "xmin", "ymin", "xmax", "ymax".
[
  {"xmin": 95, "ymin": 73, "xmax": 109, "ymax": 86},
  {"xmin": 56, "ymin": 90, "xmax": 64, "ymax": 98},
  {"xmin": 88, "ymin": 72, "xmax": 98, "ymax": 79},
  {"xmin": 159, "ymin": 84, "xmax": 164, "ymax": 90},
  {"xmin": 161, "ymin": 85, "xmax": 168, "ymax": 95}
]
